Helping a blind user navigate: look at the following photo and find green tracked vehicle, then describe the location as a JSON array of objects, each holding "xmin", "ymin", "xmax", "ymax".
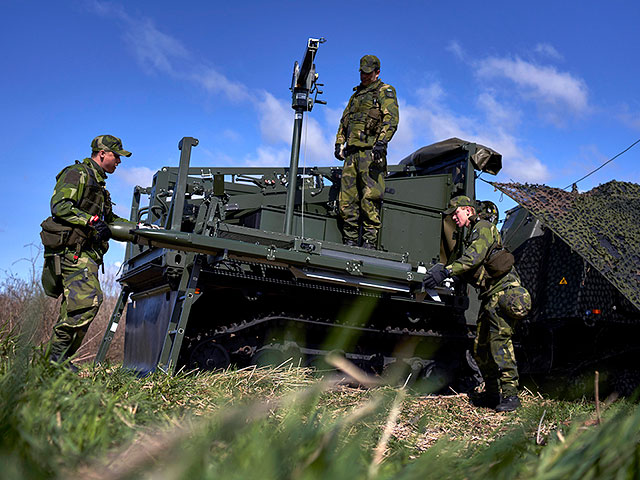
[{"xmin": 97, "ymin": 135, "xmax": 500, "ymax": 387}]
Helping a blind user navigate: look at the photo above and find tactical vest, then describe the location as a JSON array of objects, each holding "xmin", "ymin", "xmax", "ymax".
[
  {"xmin": 40, "ymin": 160, "xmax": 111, "ymax": 254},
  {"xmin": 459, "ymin": 217, "xmax": 513, "ymax": 288},
  {"xmin": 344, "ymin": 80, "xmax": 386, "ymax": 148}
]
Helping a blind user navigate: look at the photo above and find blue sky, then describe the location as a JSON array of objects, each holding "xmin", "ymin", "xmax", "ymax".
[{"xmin": 2, "ymin": 0, "xmax": 639, "ymax": 278}]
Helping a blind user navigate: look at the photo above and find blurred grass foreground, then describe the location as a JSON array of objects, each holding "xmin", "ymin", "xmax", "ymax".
[{"xmin": 1, "ymin": 258, "xmax": 640, "ymax": 479}]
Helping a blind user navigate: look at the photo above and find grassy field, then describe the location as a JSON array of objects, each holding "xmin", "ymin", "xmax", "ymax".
[
  {"xmin": 1, "ymin": 262, "xmax": 639, "ymax": 479},
  {"xmin": 2, "ymin": 328, "xmax": 639, "ymax": 479}
]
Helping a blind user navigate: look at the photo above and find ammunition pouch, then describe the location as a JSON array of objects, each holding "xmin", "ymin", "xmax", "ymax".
[
  {"xmin": 364, "ymin": 108, "xmax": 382, "ymax": 137},
  {"xmin": 40, "ymin": 216, "xmax": 89, "ymax": 251},
  {"xmin": 41, "ymin": 254, "xmax": 63, "ymax": 298},
  {"xmin": 484, "ymin": 247, "xmax": 515, "ymax": 279},
  {"xmin": 345, "ymin": 82, "xmax": 384, "ymax": 148}
]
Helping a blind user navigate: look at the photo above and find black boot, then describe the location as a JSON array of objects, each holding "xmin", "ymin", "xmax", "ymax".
[
  {"xmin": 361, "ymin": 241, "xmax": 377, "ymax": 250},
  {"xmin": 50, "ymin": 353, "xmax": 79, "ymax": 374},
  {"xmin": 344, "ymin": 239, "xmax": 358, "ymax": 247},
  {"xmin": 495, "ymin": 395, "xmax": 521, "ymax": 412}
]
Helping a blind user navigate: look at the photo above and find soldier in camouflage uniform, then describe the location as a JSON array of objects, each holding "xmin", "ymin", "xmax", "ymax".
[
  {"xmin": 40, "ymin": 135, "xmax": 134, "ymax": 372},
  {"xmin": 423, "ymin": 196, "xmax": 531, "ymax": 412},
  {"xmin": 334, "ymin": 55, "xmax": 399, "ymax": 249}
]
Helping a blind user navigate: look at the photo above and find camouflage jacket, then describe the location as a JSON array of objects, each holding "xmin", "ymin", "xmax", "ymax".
[
  {"xmin": 335, "ymin": 79, "xmax": 399, "ymax": 148},
  {"xmin": 446, "ymin": 216, "xmax": 521, "ymax": 298},
  {"xmin": 49, "ymin": 157, "xmax": 129, "ymax": 261}
]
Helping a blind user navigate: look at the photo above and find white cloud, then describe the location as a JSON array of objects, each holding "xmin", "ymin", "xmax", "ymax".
[
  {"xmin": 194, "ymin": 148, "xmax": 236, "ymax": 167},
  {"xmin": 123, "ymin": 19, "xmax": 190, "ymax": 75},
  {"xmin": 222, "ymin": 129, "xmax": 242, "ymax": 142},
  {"xmin": 534, "ymin": 43, "xmax": 563, "ymax": 61},
  {"xmin": 243, "ymin": 146, "xmax": 289, "ymax": 167},
  {"xmin": 479, "ymin": 130, "xmax": 549, "ymax": 183},
  {"xmin": 476, "ymin": 92, "xmax": 522, "ymax": 127},
  {"xmin": 323, "ymin": 106, "xmax": 343, "ymax": 136},
  {"xmin": 90, "ymin": 5, "xmax": 550, "ymax": 183},
  {"xmin": 617, "ymin": 104, "xmax": 640, "ymax": 131},
  {"xmin": 393, "ymin": 81, "xmax": 549, "ymax": 183},
  {"xmin": 116, "ymin": 166, "xmax": 156, "ymax": 188},
  {"xmin": 396, "ymin": 83, "xmax": 475, "ymax": 143},
  {"xmin": 91, "ymin": 1, "xmax": 249, "ymax": 102},
  {"xmin": 190, "ymin": 67, "xmax": 252, "ymax": 102},
  {"xmin": 447, "ymin": 40, "xmax": 465, "ymax": 60},
  {"xmin": 416, "ymin": 82, "xmax": 446, "ymax": 105},
  {"xmin": 392, "ymin": 82, "xmax": 474, "ymax": 159},
  {"xmin": 477, "ymin": 56, "xmax": 589, "ymax": 118},
  {"xmin": 256, "ymin": 92, "xmax": 292, "ymax": 145},
  {"xmin": 255, "ymin": 92, "xmax": 334, "ymax": 165},
  {"xmin": 112, "ymin": 203, "xmax": 131, "ymax": 219}
]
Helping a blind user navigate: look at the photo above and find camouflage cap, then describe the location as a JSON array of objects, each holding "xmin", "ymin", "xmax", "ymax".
[
  {"xmin": 444, "ymin": 195, "xmax": 476, "ymax": 214},
  {"xmin": 359, "ymin": 55, "xmax": 380, "ymax": 73},
  {"xmin": 91, "ymin": 135, "xmax": 132, "ymax": 157}
]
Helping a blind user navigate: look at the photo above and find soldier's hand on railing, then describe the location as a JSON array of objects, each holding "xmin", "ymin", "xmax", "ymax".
[
  {"xmin": 137, "ymin": 223, "xmax": 162, "ymax": 230},
  {"xmin": 423, "ymin": 263, "xmax": 448, "ymax": 289}
]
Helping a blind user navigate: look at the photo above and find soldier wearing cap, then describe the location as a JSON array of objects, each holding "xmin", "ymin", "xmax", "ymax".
[
  {"xmin": 40, "ymin": 135, "xmax": 135, "ymax": 372},
  {"xmin": 334, "ymin": 55, "xmax": 399, "ymax": 249},
  {"xmin": 423, "ymin": 195, "xmax": 531, "ymax": 412}
]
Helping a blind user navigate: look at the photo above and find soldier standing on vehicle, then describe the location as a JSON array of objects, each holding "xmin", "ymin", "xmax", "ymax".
[
  {"xmin": 40, "ymin": 135, "xmax": 134, "ymax": 372},
  {"xmin": 423, "ymin": 196, "xmax": 531, "ymax": 412},
  {"xmin": 334, "ymin": 55, "xmax": 399, "ymax": 249}
]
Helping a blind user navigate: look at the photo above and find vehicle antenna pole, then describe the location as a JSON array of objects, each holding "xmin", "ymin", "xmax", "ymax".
[{"xmin": 284, "ymin": 37, "xmax": 326, "ymax": 235}]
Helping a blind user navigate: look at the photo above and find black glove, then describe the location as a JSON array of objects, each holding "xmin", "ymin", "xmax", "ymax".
[
  {"xmin": 372, "ymin": 141, "xmax": 387, "ymax": 161},
  {"xmin": 91, "ymin": 218, "xmax": 112, "ymax": 242},
  {"xmin": 334, "ymin": 144, "xmax": 344, "ymax": 160},
  {"xmin": 423, "ymin": 263, "xmax": 448, "ymax": 289}
]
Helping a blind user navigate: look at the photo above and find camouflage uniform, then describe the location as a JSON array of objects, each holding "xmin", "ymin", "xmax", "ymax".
[
  {"xmin": 444, "ymin": 201, "xmax": 531, "ymax": 398},
  {"xmin": 335, "ymin": 55, "xmax": 399, "ymax": 247},
  {"xmin": 40, "ymin": 135, "xmax": 133, "ymax": 362}
]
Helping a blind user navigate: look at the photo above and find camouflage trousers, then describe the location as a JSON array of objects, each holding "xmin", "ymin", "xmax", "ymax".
[
  {"xmin": 474, "ymin": 286, "xmax": 531, "ymax": 397},
  {"xmin": 42, "ymin": 251, "xmax": 104, "ymax": 359},
  {"xmin": 338, "ymin": 148, "xmax": 386, "ymax": 245}
]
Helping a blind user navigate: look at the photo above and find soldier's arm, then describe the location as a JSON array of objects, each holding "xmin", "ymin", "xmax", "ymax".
[
  {"xmin": 104, "ymin": 204, "xmax": 135, "ymax": 227},
  {"xmin": 446, "ymin": 224, "xmax": 497, "ymax": 275},
  {"xmin": 377, "ymin": 85, "xmax": 399, "ymax": 144},
  {"xmin": 50, "ymin": 165, "xmax": 92, "ymax": 226},
  {"xmin": 104, "ymin": 205, "xmax": 126, "ymax": 225}
]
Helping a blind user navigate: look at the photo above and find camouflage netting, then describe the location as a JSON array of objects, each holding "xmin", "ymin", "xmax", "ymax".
[{"xmin": 492, "ymin": 180, "xmax": 640, "ymax": 311}]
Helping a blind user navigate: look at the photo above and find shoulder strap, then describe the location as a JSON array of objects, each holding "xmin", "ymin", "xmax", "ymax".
[{"xmin": 80, "ymin": 160, "xmax": 98, "ymax": 183}]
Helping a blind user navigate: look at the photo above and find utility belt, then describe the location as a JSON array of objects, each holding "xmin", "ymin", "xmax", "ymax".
[
  {"xmin": 344, "ymin": 145, "xmax": 371, "ymax": 156},
  {"xmin": 40, "ymin": 216, "xmax": 107, "ymax": 263},
  {"xmin": 343, "ymin": 145, "xmax": 387, "ymax": 173}
]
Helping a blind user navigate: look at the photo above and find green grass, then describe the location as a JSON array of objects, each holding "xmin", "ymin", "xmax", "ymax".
[
  {"xmin": 4, "ymin": 249, "xmax": 638, "ymax": 478},
  {"xmin": 1, "ymin": 325, "xmax": 638, "ymax": 480}
]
